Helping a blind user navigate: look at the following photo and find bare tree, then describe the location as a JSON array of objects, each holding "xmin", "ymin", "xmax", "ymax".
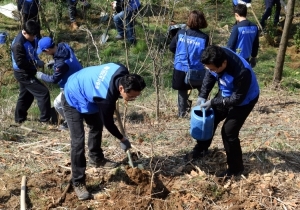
[{"xmin": 273, "ymin": 0, "xmax": 296, "ymax": 87}]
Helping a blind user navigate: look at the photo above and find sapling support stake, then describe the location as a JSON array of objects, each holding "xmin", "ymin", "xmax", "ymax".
[{"xmin": 20, "ymin": 176, "xmax": 26, "ymax": 210}]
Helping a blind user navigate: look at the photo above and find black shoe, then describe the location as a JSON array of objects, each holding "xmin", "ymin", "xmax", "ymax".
[
  {"xmin": 73, "ymin": 182, "xmax": 91, "ymax": 200},
  {"xmin": 217, "ymin": 169, "xmax": 244, "ymax": 178},
  {"xmin": 88, "ymin": 158, "xmax": 118, "ymax": 169},
  {"xmin": 184, "ymin": 149, "xmax": 209, "ymax": 161}
]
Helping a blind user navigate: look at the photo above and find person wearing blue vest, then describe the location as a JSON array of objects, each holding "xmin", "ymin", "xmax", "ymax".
[
  {"xmin": 186, "ymin": 45, "xmax": 259, "ymax": 178},
  {"xmin": 169, "ymin": 10, "xmax": 209, "ymax": 118},
  {"xmin": 227, "ymin": 4, "xmax": 259, "ymax": 67},
  {"xmin": 260, "ymin": 0, "xmax": 281, "ymax": 28},
  {"xmin": 112, "ymin": 0, "xmax": 140, "ymax": 44},
  {"xmin": 36, "ymin": 36, "xmax": 83, "ymax": 130},
  {"xmin": 61, "ymin": 63, "xmax": 146, "ymax": 200},
  {"xmin": 17, "ymin": 0, "xmax": 41, "ymax": 38},
  {"xmin": 11, "ymin": 20, "xmax": 51, "ymax": 124}
]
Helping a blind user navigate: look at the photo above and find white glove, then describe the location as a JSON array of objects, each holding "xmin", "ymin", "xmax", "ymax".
[
  {"xmin": 246, "ymin": 3, "xmax": 251, "ymax": 8},
  {"xmin": 36, "ymin": 71, "xmax": 44, "ymax": 79}
]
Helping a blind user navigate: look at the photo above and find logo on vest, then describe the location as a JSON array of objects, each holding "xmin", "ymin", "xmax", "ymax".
[
  {"xmin": 95, "ymin": 66, "xmax": 110, "ymax": 89},
  {"xmin": 219, "ymin": 78, "xmax": 226, "ymax": 86}
]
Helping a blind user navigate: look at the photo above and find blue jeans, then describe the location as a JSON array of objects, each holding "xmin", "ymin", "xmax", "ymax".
[
  {"xmin": 113, "ymin": 10, "xmax": 135, "ymax": 43},
  {"xmin": 67, "ymin": 0, "xmax": 77, "ymax": 22},
  {"xmin": 61, "ymin": 93, "xmax": 104, "ymax": 185},
  {"xmin": 260, "ymin": 0, "xmax": 281, "ymax": 28}
]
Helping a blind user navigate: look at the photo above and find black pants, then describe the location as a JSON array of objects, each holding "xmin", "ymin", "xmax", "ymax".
[
  {"xmin": 260, "ymin": 0, "xmax": 281, "ymax": 28},
  {"xmin": 194, "ymin": 96, "xmax": 259, "ymax": 173},
  {"xmin": 178, "ymin": 88, "xmax": 201, "ymax": 117},
  {"xmin": 67, "ymin": 0, "xmax": 77, "ymax": 22},
  {"xmin": 61, "ymin": 93, "xmax": 104, "ymax": 185},
  {"xmin": 14, "ymin": 71, "xmax": 51, "ymax": 123}
]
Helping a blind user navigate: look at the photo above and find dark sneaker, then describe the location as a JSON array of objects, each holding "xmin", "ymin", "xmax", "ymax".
[
  {"xmin": 88, "ymin": 158, "xmax": 118, "ymax": 169},
  {"xmin": 73, "ymin": 183, "xmax": 91, "ymax": 200},
  {"xmin": 58, "ymin": 121, "xmax": 68, "ymax": 131},
  {"xmin": 184, "ymin": 149, "xmax": 209, "ymax": 162},
  {"xmin": 217, "ymin": 169, "xmax": 244, "ymax": 178}
]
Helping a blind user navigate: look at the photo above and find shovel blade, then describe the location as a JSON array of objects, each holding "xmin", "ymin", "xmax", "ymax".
[{"xmin": 100, "ymin": 34, "xmax": 109, "ymax": 44}]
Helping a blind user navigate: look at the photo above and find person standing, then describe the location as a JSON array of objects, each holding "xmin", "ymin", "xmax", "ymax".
[
  {"xmin": 186, "ymin": 45, "xmax": 259, "ymax": 178},
  {"xmin": 112, "ymin": 0, "xmax": 141, "ymax": 44},
  {"xmin": 260, "ymin": 0, "xmax": 281, "ymax": 28},
  {"xmin": 61, "ymin": 63, "xmax": 146, "ymax": 200},
  {"xmin": 11, "ymin": 20, "xmax": 51, "ymax": 124},
  {"xmin": 36, "ymin": 36, "xmax": 83, "ymax": 130},
  {"xmin": 169, "ymin": 10, "xmax": 209, "ymax": 118},
  {"xmin": 227, "ymin": 4, "xmax": 259, "ymax": 67}
]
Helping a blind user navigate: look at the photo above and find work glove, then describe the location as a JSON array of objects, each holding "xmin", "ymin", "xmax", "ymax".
[
  {"xmin": 246, "ymin": 3, "xmax": 251, "ymax": 8},
  {"xmin": 196, "ymin": 97, "xmax": 206, "ymax": 106},
  {"xmin": 35, "ymin": 60, "xmax": 45, "ymax": 68},
  {"xmin": 46, "ymin": 60, "xmax": 55, "ymax": 69},
  {"xmin": 249, "ymin": 57, "xmax": 257, "ymax": 68},
  {"xmin": 120, "ymin": 138, "xmax": 131, "ymax": 152},
  {"xmin": 36, "ymin": 71, "xmax": 44, "ymax": 79},
  {"xmin": 199, "ymin": 100, "xmax": 212, "ymax": 111}
]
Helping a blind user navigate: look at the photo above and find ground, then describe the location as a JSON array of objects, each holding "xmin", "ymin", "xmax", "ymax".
[{"xmin": 0, "ymin": 88, "xmax": 299, "ymax": 210}]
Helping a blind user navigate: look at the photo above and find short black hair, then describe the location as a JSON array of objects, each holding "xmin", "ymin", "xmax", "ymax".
[
  {"xmin": 119, "ymin": 74, "xmax": 146, "ymax": 93},
  {"xmin": 234, "ymin": 4, "xmax": 247, "ymax": 17},
  {"xmin": 201, "ymin": 45, "xmax": 227, "ymax": 68},
  {"xmin": 23, "ymin": 20, "xmax": 40, "ymax": 36}
]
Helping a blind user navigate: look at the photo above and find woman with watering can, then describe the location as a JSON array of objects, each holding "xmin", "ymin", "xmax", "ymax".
[
  {"xmin": 169, "ymin": 10, "xmax": 209, "ymax": 118},
  {"xmin": 186, "ymin": 45, "xmax": 259, "ymax": 178}
]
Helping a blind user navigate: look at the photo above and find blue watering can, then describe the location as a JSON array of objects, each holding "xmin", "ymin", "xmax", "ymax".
[
  {"xmin": 0, "ymin": 32, "xmax": 7, "ymax": 44},
  {"xmin": 190, "ymin": 104, "xmax": 214, "ymax": 141}
]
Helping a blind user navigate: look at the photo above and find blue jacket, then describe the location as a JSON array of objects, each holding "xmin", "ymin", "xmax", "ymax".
[
  {"xmin": 18, "ymin": 0, "xmax": 39, "ymax": 15},
  {"xmin": 169, "ymin": 28, "xmax": 209, "ymax": 72},
  {"xmin": 227, "ymin": 20, "xmax": 259, "ymax": 59},
  {"xmin": 64, "ymin": 63, "xmax": 129, "ymax": 139},
  {"xmin": 200, "ymin": 47, "xmax": 259, "ymax": 107},
  {"xmin": 11, "ymin": 31, "xmax": 40, "ymax": 75},
  {"xmin": 232, "ymin": 0, "xmax": 251, "ymax": 6},
  {"xmin": 40, "ymin": 43, "xmax": 82, "ymax": 88}
]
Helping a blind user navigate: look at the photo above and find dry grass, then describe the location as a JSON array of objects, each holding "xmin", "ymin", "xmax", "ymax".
[{"xmin": 0, "ymin": 88, "xmax": 300, "ymax": 209}]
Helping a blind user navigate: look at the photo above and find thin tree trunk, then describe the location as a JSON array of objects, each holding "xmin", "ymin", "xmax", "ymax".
[{"xmin": 273, "ymin": 0, "xmax": 296, "ymax": 86}]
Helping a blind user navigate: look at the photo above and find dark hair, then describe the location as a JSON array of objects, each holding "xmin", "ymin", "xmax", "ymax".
[
  {"xmin": 119, "ymin": 74, "xmax": 146, "ymax": 92},
  {"xmin": 23, "ymin": 20, "xmax": 40, "ymax": 36},
  {"xmin": 187, "ymin": 10, "xmax": 208, "ymax": 29},
  {"xmin": 201, "ymin": 45, "xmax": 227, "ymax": 68},
  {"xmin": 234, "ymin": 4, "xmax": 247, "ymax": 17}
]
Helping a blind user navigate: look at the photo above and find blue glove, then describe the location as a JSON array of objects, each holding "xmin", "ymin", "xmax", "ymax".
[
  {"xmin": 200, "ymin": 100, "xmax": 212, "ymax": 111},
  {"xmin": 35, "ymin": 60, "xmax": 45, "ymax": 68},
  {"xmin": 120, "ymin": 138, "xmax": 131, "ymax": 151},
  {"xmin": 36, "ymin": 71, "xmax": 44, "ymax": 79},
  {"xmin": 196, "ymin": 97, "xmax": 206, "ymax": 106}
]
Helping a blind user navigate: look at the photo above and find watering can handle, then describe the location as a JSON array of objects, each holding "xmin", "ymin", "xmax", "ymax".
[{"xmin": 200, "ymin": 102, "xmax": 206, "ymax": 139}]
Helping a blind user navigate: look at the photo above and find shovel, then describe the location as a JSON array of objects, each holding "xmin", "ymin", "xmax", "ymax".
[
  {"xmin": 114, "ymin": 103, "xmax": 143, "ymax": 169},
  {"xmin": 100, "ymin": 13, "xmax": 113, "ymax": 44}
]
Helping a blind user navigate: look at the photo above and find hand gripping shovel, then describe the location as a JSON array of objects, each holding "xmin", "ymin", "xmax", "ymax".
[{"xmin": 114, "ymin": 102, "xmax": 143, "ymax": 169}]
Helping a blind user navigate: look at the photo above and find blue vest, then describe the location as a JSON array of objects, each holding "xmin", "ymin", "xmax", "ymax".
[
  {"xmin": 232, "ymin": 0, "xmax": 251, "ymax": 5},
  {"xmin": 58, "ymin": 44, "xmax": 82, "ymax": 88},
  {"xmin": 235, "ymin": 25, "xmax": 258, "ymax": 59},
  {"xmin": 64, "ymin": 63, "xmax": 120, "ymax": 114},
  {"xmin": 174, "ymin": 33, "xmax": 206, "ymax": 72},
  {"xmin": 210, "ymin": 52, "xmax": 259, "ymax": 106},
  {"xmin": 128, "ymin": 0, "xmax": 140, "ymax": 11},
  {"xmin": 12, "ymin": 36, "xmax": 39, "ymax": 70}
]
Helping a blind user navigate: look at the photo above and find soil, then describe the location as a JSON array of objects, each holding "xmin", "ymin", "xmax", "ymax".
[{"xmin": 0, "ymin": 89, "xmax": 300, "ymax": 209}]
